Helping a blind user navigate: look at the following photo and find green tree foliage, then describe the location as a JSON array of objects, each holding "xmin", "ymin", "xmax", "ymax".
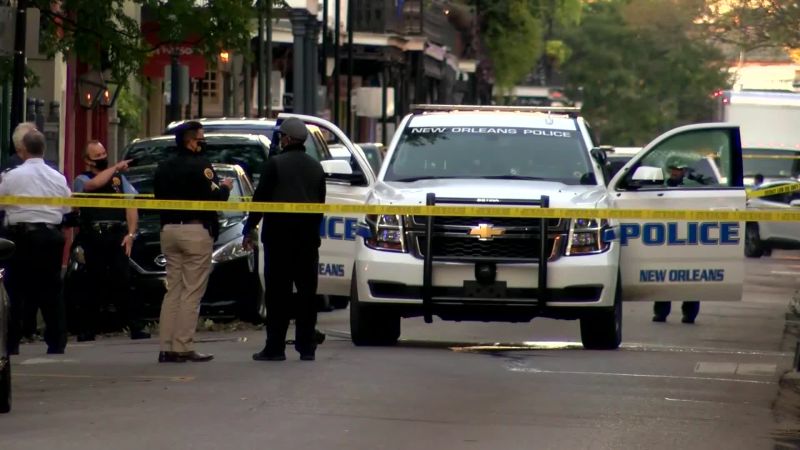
[
  {"xmin": 482, "ymin": 0, "xmax": 543, "ymax": 91},
  {"xmin": 0, "ymin": 1, "xmax": 287, "ymax": 87},
  {"xmin": 702, "ymin": 1, "xmax": 800, "ymax": 53},
  {"xmin": 561, "ymin": 0, "xmax": 730, "ymax": 145},
  {"xmin": 479, "ymin": 0, "xmax": 582, "ymax": 91}
]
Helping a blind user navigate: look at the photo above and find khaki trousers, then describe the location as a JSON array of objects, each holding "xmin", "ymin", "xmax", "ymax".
[{"xmin": 158, "ymin": 224, "xmax": 213, "ymax": 353}]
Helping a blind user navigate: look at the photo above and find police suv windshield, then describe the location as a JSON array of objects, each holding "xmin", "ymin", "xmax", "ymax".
[{"xmin": 384, "ymin": 125, "xmax": 595, "ymax": 185}]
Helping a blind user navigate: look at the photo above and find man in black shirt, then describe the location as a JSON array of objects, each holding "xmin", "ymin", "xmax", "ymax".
[
  {"xmin": 153, "ymin": 121, "xmax": 232, "ymax": 363},
  {"xmin": 244, "ymin": 117, "xmax": 326, "ymax": 361}
]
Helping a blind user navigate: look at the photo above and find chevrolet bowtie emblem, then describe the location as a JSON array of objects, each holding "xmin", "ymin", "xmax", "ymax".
[{"xmin": 469, "ymin": 223, "xmax": 506, "ymax": 241}]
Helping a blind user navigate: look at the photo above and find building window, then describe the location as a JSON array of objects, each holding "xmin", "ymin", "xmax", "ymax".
[{"xmin": 195, "ymin": 71, "xmax": 218, "ymax": 98}]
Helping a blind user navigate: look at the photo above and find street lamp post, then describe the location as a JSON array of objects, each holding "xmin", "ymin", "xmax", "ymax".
[
  {"xmin": 169, "ymin": 51, "xmax": 181, "ymax": 122},
  {"xmin": 9, "ymin": 0, "xmax": 27, "ymax": 143}
]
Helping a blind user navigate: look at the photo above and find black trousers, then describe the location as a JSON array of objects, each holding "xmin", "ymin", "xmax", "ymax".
[
  {"xmin": 264, "ymin": 245, "xmax": 319, "ymax": 355},
  {"xmin": 78, "ymin": 227, "xmax": 143, "ymax": 336},
  {"xmin": 654, "ymin": 301, "xmax": 699, "ymax": 320},
  {"xmin": 5, "ymin": 225, "xmax": 66, "ymax": 352}
]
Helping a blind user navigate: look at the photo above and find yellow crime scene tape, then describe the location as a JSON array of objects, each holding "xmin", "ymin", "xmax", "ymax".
[
  {"xmin": 1, "ymin": 195, "xmax": 800, "ymax": 222},
  {"xmin": 746, "ymin": 182, "xmax": 800, "ymax": 199},
  {"xmin": 742, "ymin": 155, "xmax": 800, "ymax": 159}
]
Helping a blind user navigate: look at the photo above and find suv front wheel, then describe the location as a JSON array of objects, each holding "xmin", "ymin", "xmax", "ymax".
[
  {"xmin": 579, "ymin": 276, "xmax": 622, "ymax": 350},
  {"xmin": 350, "ymin": 274, "xmax": 400, "ymax": 346},
  {"xmin": 0, "ymin": 357, "xmax": 10, "ymax": 413}
]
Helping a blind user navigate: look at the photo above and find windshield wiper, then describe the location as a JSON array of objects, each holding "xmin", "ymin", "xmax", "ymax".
[
  {"xmin": 389, "ymin": 176, "xmax": 463, "ymax": 182},
  {"xmin": 479, "ymin": 175, "xmax": 547, "ymax": 181}
]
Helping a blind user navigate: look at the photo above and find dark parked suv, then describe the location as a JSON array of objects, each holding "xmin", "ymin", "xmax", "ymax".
[{"xmin": 1, "ymin": 238, "xmax": 16, "ymax": 414}]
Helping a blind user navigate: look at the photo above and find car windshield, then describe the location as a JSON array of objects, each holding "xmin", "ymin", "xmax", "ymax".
[
  {"xmin": 124, "ymin": 140, "xmax": 267, "ymax": 184},
  {"xmin": 383, "ymin": 126, "xmax": 594, "ymax": 185},
  {"xmin": 126, "ymin": 166, "xmax": 247, "ymax": 221},
  {"xmin": 743, "ymin": 148, "xmax": 800, "ymax": 179}
]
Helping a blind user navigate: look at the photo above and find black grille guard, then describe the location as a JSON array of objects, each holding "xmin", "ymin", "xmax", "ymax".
[{"xmin": 421, "ymin": 193, "xmax": 550, "ymax": 323}]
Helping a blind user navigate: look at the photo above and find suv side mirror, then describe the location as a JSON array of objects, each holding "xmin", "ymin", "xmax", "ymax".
[
  {"xmin": 590, "ymin": 146, "xmax": 611, "ymax": 164},
  {"xmin": 321, "ymin": 159, "xmax": 354, "ymax": 176},
  {"xmin": 627, "ymin": 166, "xmax": 664, "ymax": 189},
  {"xmin": 790, "ymin": 199, "xmax": 800, "ymax": 208}
]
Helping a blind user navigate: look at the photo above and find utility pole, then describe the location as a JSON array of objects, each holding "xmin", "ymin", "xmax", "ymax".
[
  {"xmin": 9, "ymin": 0, "xmax": 27, "ymax": 141},
  {"xmin": 257, "ymin": 0, "xmax": 265, "ymax": 117},
  {"xmin": 170, "ymin": 52, "xmax": 181, "ymax": 122},
  {"xmin": 333, "ymin": 0, "xmax": 340, "ymax": 126},
  {"xmin": 321, "ymin": 0, "xmax": 328, "ymax": 114},
  {"xmin": 266, "ymin": 0, "xmax": 273, "ymax": 117},
  {"xmin": 346, "ymin": 0, "xmax": 353, "ymax": 137}
]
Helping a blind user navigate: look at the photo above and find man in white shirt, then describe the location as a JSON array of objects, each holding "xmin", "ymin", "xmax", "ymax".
[{"xmin": 0, "ymin": 129, "xmax": 71, "ymax": 355}]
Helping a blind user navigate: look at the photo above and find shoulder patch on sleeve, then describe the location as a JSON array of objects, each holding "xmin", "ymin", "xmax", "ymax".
[{"xmin": 204, "ymin": 168, "xmax": 214, "ymax": 180}]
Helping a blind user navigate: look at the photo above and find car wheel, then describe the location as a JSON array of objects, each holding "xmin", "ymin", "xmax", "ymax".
[
  {"xmin": 238, "ymin": 275, "xmax": 266, "ymax": 324},
  {"xmin": 744, "ymin": 223, "xmax": 764, "ymax": 258},
  {"xmin": 580, "ymin": 276, "xmax": 622, "ymax": 350},
  {"xmin": 329, "ymin": 296, "xmax": 350, "ymax": 309},
  {"xmin": 0, "ymin": 357, "xmax": 10, "ymax": 414},
  {"xmin": 349, "ymin": 274, "xmax": 400, "ymax": 346}
]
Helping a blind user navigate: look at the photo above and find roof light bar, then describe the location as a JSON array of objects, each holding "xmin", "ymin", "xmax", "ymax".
[{"xmin": 410, "ymin": 104, "xmax": 581, "ymax": 117}]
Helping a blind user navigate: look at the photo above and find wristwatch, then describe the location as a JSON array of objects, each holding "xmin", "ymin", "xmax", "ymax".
[{"xmin": 127, "ymin": 232, "xmax": 137, "ymax": 240}]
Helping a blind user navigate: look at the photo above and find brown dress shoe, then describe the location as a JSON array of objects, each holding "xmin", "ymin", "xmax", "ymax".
[
  {"xmin": 178, "ymin": 351, "xmax": 214, "ymax": 362},
  {"xmin": 158, "ymin": 351, "xmax": 185, "ymax": 363}
]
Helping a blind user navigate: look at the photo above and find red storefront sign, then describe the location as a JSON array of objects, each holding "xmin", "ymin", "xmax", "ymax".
[{"xmin": 141, "ymin": 22, "xmax": 206, "ymax": 78}]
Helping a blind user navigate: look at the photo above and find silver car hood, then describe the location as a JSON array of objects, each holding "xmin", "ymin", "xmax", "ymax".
[{"xmin": 369, "ymin": 179, "xmax": 610, "ymax": 209}]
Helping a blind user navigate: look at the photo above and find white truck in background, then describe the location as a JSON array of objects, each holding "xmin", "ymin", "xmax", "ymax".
[{"xmin": 714, "ymin": 90, "xmax": 800, "ymax": 184}]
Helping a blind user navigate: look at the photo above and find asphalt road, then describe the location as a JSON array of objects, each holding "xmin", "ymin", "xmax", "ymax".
[{"xmin": 2, "ymin": 253, "xmax": 800, "ymax": 450}]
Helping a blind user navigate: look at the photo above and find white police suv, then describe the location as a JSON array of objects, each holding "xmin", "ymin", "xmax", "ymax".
[{"xmin": 349, "ymin": 105, "xmax": 746, "ymax": 349}]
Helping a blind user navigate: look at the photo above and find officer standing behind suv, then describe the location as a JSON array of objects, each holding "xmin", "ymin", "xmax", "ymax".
[
  {"xmin": 244, "ymin": 118, "xmax": 326, "ymax": 361},
  {"xmin": 154, "ymin": 121, "xmax": 232, "ymax": 363},
  {"xmin": 73, "ymin": 140, "xmax": 150, "ymax": 341},
  {"xmin": 653, "ymin": 160, "xmax": 699, "ymax": 324}
]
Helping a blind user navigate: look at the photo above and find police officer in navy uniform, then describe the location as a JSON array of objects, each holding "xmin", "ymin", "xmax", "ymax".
[
  {"xmin": 653, "ymin": 160, "xmax": 699, "ymax": 323},
  {"xmin": 73, "ymin": 140, "xmax": 150, "ymax": 341},
  {"xmin": 243, "ymin": 117, "xmax": 326, "ymax": 362}
]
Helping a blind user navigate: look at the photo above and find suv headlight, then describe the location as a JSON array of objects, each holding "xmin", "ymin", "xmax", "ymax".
[
  {"xmin": 565, "ymin": 218, "xmax": 610, "ymax": 256},
  {"xmin": 212, "ymin": 239, "xmax": 252, "ymax": 263},
  {"xmin": 362, "ymin": 214, "xmax": 406, "ymax": 252}
]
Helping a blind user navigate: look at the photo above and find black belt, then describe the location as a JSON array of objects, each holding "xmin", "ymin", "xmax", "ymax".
[
  {"xmin": 10, "ymin": 222, "xmax": 62, "ymax": 232},
  {"xmin": 88, "ymin": 222, "xmax": 126, "ymax": 233}
]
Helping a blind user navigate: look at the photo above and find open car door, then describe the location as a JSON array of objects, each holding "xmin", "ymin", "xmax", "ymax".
[{"xmin": 608, "ymin": 124, "xmax": 745, "ymax": 302}]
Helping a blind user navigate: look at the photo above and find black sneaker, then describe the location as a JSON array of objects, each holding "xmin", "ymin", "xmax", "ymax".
[
  {"xmin": 299, "ymin": 354, "xmax": 315, "ymax": 361},
  {"xmin": 652, "ymin": 315, "xmax": 667, "ymax": 323},
  {"xmin": 681, "ymin": 316, "xmax": 696, "ymax": 324}
]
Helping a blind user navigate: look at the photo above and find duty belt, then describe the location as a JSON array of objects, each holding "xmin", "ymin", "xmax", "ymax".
[
  {"xmin": 10, "ymin": 222, "xmax": 62, "ymax": 232},
  {"xmin": 89, "ymin": 221, "xmax": 126, "ymax": 233}
]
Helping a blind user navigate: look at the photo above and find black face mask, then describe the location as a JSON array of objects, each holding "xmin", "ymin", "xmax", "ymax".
[
  {"xmin": 92, "ymin": 158, "xmax": 109, "ymax": 170},
  {"xmin": 196, "ymin": 139, "xmax": 208, "ymax": 152}
]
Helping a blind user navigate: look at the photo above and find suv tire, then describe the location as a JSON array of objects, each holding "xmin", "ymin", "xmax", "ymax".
[
  {"xmin": 744, "ymin": 223, "xmax": 764, "ymax": 258},
  {"xmin": 0, "ymin": 357, "xmax": 10, "ymax": 413},
  {"xmin": 350, "ymin": 275, "xmax": 400, "ymax": 346},
  {"xmin": 580, "ymin": 276, "xmax": 622, "ymax": 350}
]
